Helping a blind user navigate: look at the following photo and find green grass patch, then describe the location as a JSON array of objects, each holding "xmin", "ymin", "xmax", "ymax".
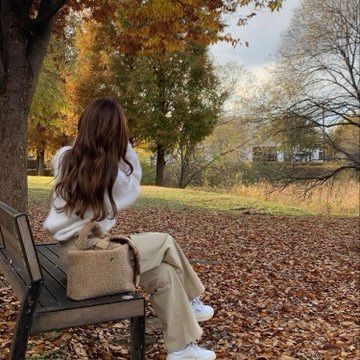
[
  {"xmin": 28, "ymin": 176, "xmax": 54, "ymax": 205},
  {"xmin": 134, "ymin": 185, "xmax": 307, "ymax": 215},
  {"xmin": 28, "ymin": 176, "xmax": 307, "ymax": 215}
]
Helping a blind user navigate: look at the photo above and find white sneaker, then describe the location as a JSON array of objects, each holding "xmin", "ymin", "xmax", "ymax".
[
  {"xmin": 190, "ymin": 297, "xmax": 214, "ymax": 322},
  {"xmin": 167, "ymin": 341, "xmax": 216, "ymax": 360}
]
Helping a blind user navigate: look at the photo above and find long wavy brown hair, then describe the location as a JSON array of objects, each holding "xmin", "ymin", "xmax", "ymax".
[{"xmin": 54, "ymin": 97, "xmax": 133, "ymax": 221}]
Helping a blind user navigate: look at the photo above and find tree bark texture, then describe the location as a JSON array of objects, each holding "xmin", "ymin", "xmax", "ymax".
[
  {"xmin": 0, "ymin": 1, "xmax": 55, "ymax": 211},
  {"xmin": 155, "ymin": 144, "xmax": 166, "ymax": 186},
  {"xmin": 37, "ymin": 147, "xmax": 45, "ymax": 176}
]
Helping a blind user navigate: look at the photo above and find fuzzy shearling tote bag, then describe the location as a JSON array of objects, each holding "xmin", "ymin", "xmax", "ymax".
[{"xmin": 66, "ymin": 221, "xmax": 141, "ymax": 301}]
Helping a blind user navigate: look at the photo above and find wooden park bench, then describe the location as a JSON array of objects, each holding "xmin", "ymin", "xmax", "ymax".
[{"xmin": 0, "ymin": 201, "xmax": 146, "ymax": 359}]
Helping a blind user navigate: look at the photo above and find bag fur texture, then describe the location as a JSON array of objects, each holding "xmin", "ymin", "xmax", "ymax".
[{"xmin": 66, "ymin": 221, "xmax": 140, "ymax": 301}]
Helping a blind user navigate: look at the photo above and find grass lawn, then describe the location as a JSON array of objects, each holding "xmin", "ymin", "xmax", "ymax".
[{"xmin": 28, "ymin": 175, "xmax": 308, "ymax": 216}]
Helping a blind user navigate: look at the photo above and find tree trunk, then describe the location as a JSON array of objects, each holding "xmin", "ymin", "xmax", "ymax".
[
  {"xmin": 0, "ymin": 1, "xmax": 53, "ymax": 211},
  {"xmin": 0, "ymin": 96, "xmax": 30, "ymax": 211},
  {"xmin": 179, "ymin": 165, "xmax": 186, "ymax": 188},
  {"xmin": 37, "ymin": 146, "xmax": 45, "ymax": 176},
  {"xmin": 179, "ymin": 155, "xmax": 189, "ymax": 189},
  {"xmin": 179, "ymin": 145, "xmax": 193, "ymax": 189},
  {"xmin": 155, "ymin": 144, "xmax": 166, "ymax": 186},
  {"xmin": 0, "ymin": 4, "xmax": 31, "ymax": 211}
]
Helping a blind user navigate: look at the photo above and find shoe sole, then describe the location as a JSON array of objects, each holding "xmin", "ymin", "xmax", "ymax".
[
  {"xmin": 166, "ymin": 355, "xmax": 216, "ymax": 360},
  {"xmin": 195, "ymin": 309, "xmax": 214, "ymax": 322}
]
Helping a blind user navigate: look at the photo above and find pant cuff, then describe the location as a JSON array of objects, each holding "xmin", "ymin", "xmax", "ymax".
[{"xmin": 165, "ymin": 324, "xmax": 204, "ymax": 353}]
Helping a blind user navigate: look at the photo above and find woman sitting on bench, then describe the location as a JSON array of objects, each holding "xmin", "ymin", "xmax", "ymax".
[{"xmin": 43, "ymin": 97, "xmax": 216, "ymax": 360}]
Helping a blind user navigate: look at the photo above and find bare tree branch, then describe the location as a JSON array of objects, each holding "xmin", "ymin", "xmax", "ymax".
[
  {"xmin": 278, "ymin": 164, "xmax": 358, "ymax": 187},
  {"xmin": 323, "ymin": 130, "xmax": 359, "ymax": 165}
]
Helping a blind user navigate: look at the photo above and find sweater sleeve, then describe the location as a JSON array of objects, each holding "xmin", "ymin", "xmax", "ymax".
[{"xmin": 110, "ymin": 142, "xmax": 142, "ymax": 211}]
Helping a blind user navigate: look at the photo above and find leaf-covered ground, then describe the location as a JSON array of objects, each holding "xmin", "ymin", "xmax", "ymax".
[{"xmin": 1, "ymin": 205, "xmax": 359, "ymax": 359}]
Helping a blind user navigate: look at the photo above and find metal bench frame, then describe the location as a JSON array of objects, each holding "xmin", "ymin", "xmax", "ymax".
[{"xmin": 0, "ymin": 201, "xmax": 145, "ymax": 360}]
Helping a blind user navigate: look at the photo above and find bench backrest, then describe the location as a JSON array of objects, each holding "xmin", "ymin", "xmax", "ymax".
[{"xmin": 0, "ymin": 201, "xmax": 43, "ymax": 297}]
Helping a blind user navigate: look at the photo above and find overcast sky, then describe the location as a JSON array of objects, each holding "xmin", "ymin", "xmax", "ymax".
[{"xmin": 209, "ymin": 0, "xmax": 300, "ymax": 78}]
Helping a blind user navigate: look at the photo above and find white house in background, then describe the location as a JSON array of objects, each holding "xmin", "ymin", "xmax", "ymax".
[
  {"xmin": 241, "ymin": 138, "xmax": 327, "ymax": 163},
  {"xmin": 235, "ymin": 122, "xmax": 327, "ymax": 163},
  {"xmin": 209, "ymin": 115, "xmax": 331, "ymax": 164}
]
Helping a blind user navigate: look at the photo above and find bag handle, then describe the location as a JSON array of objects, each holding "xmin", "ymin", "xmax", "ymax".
[
  {"xmin": 75, "ymin": 221, "xmax": 103, "ymax": 250},
  {"xmin": 124, "ymin": 238, "xmax": 141, "ymax": 286},
  {"xmin": 108, "ymin": 235, "xmax": 141, "ymax": 286}
]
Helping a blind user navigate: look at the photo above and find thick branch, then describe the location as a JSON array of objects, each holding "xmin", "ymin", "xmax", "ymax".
[
  {"xmin": 278, "ymin": 164, "xmax": 358, "ymax": 189},
  {"xmin": 31, "ymin": 0, "xmax": 67, "ymax": 28},
  {"xmin": 27, "ymin": 14, "xmax": 54, "ymax": 96}
]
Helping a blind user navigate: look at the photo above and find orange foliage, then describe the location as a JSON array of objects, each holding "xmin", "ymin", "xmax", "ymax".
[{"xmin": 54, "ymin": 0, "xmax": 284, "ymax": 55}]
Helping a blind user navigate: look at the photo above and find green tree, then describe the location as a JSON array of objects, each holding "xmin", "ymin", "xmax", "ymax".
[
  {"xmin": 271, "ymin": 112, "xmax": 321, "ymax": 163},
  {"xmin": 173, "ymin": 46, "xmax": 227, "ymax": 188},
  {"xmin": 28, "ymin": 37, "xmax": 70, "ymax": 175},
  {"xmin": 328, "ymin": 115, "xmax": 360, "ymax": 161}
]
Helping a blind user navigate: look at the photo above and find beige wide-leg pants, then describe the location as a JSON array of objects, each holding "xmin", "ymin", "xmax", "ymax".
[{"xmin": 58, "ymin": 232, "xmax": 206, "ymax": 352}]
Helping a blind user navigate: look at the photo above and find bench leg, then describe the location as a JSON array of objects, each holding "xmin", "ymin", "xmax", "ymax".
[
  {"xmin": 130, "ymin": 315, "xmax": 145, "ymax": 360},
  {"xmin": 10, "ymin": 282, "xmax": 41, "ymax": 360}
]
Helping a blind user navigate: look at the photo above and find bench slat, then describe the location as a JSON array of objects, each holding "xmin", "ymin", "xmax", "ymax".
[
  {"xmin": 0, "ymin": 248, "xmax": 30, "ymax": 287},
  {"xmin": 0, "ymin": 247, "xmax": 59, "ymax": 308},
  {"xmin": 36, "ymin": 250, "xmax": 66, "ymax": 288},
  {"xmin": 31, "ymin": 297, "xmax": 145, "ymax": 334},
  {"xmin": 16, "ymin": 216, "xmax": 42, "ymax": 282},
  {"xmin": 0, "ymin": 250, "xmax": 27, "ymax": 298},
  {"xmin": 0, "ymin": 248, "xmax": 57, "ymax": 307},
  {"xmin": 1, "ymin": 224, "xmax": 22, "ymax": 252},
  {"xmin": 38, "ymin": 260, "xmax": 69, "ymax": 305},
  {"xmin": 36, "ymin": 244, "xmax": 65, "ymax": 274},
  {"xmin": 1, "ymin": 237, "xmax": 27, "ymax": 278},
  {"xmin": 37, "ymin": 281, "xmax": 59, "ymax": 308},
  {"xmin": 0, "ymin": 201, "xmax": 22, "ymax": 238}
]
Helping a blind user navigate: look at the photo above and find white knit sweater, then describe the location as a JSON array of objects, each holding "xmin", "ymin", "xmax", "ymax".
[{"xmin": 43, "ymin": 142, "xmax": 142, "ymax": 241}]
